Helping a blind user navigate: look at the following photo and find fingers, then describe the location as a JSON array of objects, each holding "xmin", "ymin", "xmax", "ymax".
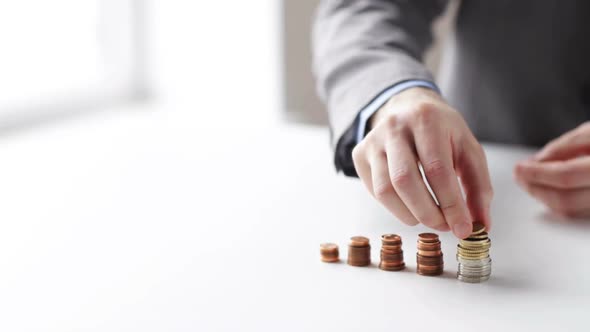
[
  {"xmin": 515, "ymin": 157, "xmax": 590, "ymax": 189},
  {"xmin": 517, "ymin": 180, "xmax": 590, "ymax": 217},
  {"xmin": 535, "ymin": 123, "xmax": 590, "ymax": 161},
  {"xmin": 384, "ymin": 136, "xmax": 449, "ymax": 232},
  {"xmin": 455, "ymin": 139, "xmax": 494, "ymax": 232},
  {"xmin": 352, "ymin": 144, "xmax": 374, "ymax": 193},
  {"xmin": 368, "ymin": 153, "xmax": 419, "ymax": 226},
  {"xmin": 412, "ymin": 117, "xmax": 473, "ymax": 238}
]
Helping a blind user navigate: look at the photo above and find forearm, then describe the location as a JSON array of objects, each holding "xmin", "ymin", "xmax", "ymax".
[{"xmin": 311, "ymin": 0, "xmax": 448, "ymax": 175}]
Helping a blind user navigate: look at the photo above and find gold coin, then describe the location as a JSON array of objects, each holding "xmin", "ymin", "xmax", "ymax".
[
  {"xmin": 457, "ymin": 251, "xmax": 490, "ymax": 259},
  {"xmin": 471, "ymin": 222, "xmax": 486, "ymax": 235},
  {"xmin": 467, "ymin": 232, "xmax": 489, "ymax": 240},
  {"xmin": 457, "ymin": 244, "xmax": 489, "ymax": 252},
  {"xmin": 458, "ymin": 243, "xmax": 491, "ymax": 251},
  {"xmin": 457, "ymin": 248, "xmax": 489, "ymax": 256},
  {"xmin": 460, "ymin": 238, "xmax": 491, "ymax": 246}
]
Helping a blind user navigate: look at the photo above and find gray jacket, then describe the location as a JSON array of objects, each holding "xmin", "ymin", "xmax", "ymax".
[{"xmin": 312, "ymin": 0, "xmax": 590, "ymax": 176}]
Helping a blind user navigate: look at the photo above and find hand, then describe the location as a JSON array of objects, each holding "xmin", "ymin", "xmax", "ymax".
[
  {"xmin": 515, "ymin": 122, "xmax": 590, "ymax": 217},
  {"xmin": 352, "ymin": 87, "xmax": 494, "ymax": 239}
]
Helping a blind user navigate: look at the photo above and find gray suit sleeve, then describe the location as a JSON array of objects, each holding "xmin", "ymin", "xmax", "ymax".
[{"xmin": 311, "ymin": 0, "xmax": 448, "ymax": 176}]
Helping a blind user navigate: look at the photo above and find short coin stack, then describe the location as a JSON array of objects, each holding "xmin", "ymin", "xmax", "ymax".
[
  {"xmin": 416, "ymin": 233, "xmax": 444, "ymax": 276},
  {"xmin": 347, "ymin": 236, "xmax": 371, "ymax": 267},
  {"xmin": 456, "ymin": 223, "xmax": 492, "ymax": 283},
  {"xmin": 320, "ymin": 243, "xmax": 339, "ymax": 263},
  {"xmin": 379, "ymin": 234, "xmax": 405, "ymax": 271}
]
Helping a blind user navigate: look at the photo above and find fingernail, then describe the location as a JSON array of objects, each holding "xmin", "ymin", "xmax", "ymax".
[{"xmin": 453, "ymin": 223, "xmax": 472, "ymax": 239}]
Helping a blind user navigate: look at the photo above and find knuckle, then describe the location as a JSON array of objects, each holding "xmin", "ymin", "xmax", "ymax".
[
  {"xmin": 373, "ymin": 182, "xmax": 394, "ymax": 201},
  {"xmin": 440, "ymin": 199, "xmax": 460, "ymax": 214},
  {"xmin": 413, "ymin": 102, "xmax": 439, "ymax": 124},
  {"xmin": 384, "ymin": 114, "xmax": 400, "ymax": 129},
  {"xmin": 389, "ymin": 167, "xmax": 413, "ymax": 188},
  {"xmin": 422, "ymin": 159, "xmax": 450, "ymax": 179},
  {"xmin": 352, "ymin": 144, "xmax": 364, "ymax": 164}
]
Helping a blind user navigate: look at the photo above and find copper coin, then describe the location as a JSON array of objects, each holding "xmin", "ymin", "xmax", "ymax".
[
  {"xmin": 417, "ymin": 269, "xmax": 443, "ymax": 276},
  {"xmin": 380, "ymin": 260, "xmax": 404, "ymax": 265},
  {"xmin": 417, "ymin": 264, "xmax": 443, "ymax": 269},
  {"xmin": 380, "ymin": 263, "xmax": 406, "ymax": 271},
  {"xmin": 417, "ymin": 263, "xmax": 444, "ymax": 270},
  {"xmin": 417, "ymin": 249, "xmax": 442, "ymax": 257},
  {"xmin": 416, "ymin": 254, "xmax": 443, "ymax": 260},
  {"xmin": 381, "ymin": 244, "xmax": 402, "ymax": 251},
  {"xmin": 417, "ymin": 258, "xmax": 443, "ymax": 265},
  {"xmin": 381, "ymin": 254, "xmax": 404, "ymax": 261},
  {"xmin": 348, "ymin": 260, "xmax": 371, "ymax": 267},
  {"xmin": 417, "ymin": 243, "xmax": 441, "ymax": 250},
  {"xmin": 418, "ymin": 233, "xmax": 439, "ymax": 243},
  {"xmin": 350, "ymin": 236, "xmax": 370, "ymax": 247},
  {"xmin": 381, "ymin": 249, "xmax": 402, "ymax": 255},
  {"xmin": 320, "ymin": 243, "xmax": 339, "ymax": 251},
  {"xmin": 381, "ymin": 234, "xmax": 402, "ymax": 245},
  {"xmin": 417, "ymin": 260, "xmax": 443, "ymax": 267},
  {"xmin": 418, "ymin": 262, "xmax": 444, "ymax": 268},
  {"xmin": 321, "ymin": 257, "xmax": 339, "ymax": 263},
  {"xmin": 348, "ymin": 247, "xmax": 371, "ymax": 254},
  {"xmin": 417, "ymin": 243, "xmax": 441, "ymax": 251}
]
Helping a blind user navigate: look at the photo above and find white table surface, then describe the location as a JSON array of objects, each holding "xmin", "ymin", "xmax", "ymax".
[{"xmin": 0, "ymin": 104, "xmax": 588, "ymax": 332}]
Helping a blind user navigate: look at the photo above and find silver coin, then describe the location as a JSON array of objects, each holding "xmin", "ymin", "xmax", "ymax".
[
  {"xmin": 459, "ymin": 272, "xmax": 491, "ymax": 278},
  {"xmin": 457, "ymin": 257, "xmax": 492, "ymax": 265},
  {"xmin": 459, "ymin": 270, "xmax": 491, "ymax": 276},
  {"xmin": 458, "ymin": 264, "xmax": 491, "ymax": 272},
  {"xmin": 457, "ymin": 275, "xmax": 490, "ymax": 283}
]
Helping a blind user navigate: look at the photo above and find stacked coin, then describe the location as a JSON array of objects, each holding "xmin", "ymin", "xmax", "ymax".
[
  {"xmin": 416, "ymin": 233, "xmax": 444, "ymax": 276},
  {"xmin": 347, "ymin": 236, "xmax": 371, "ymax": 267},
  {"xmin": 456, "ymin": 223, "xmax": 492, "ymax": 283},
  {"xmin": 320, "ymin": 243, "xmax": 339, "ymax": 263},
  {"xmin": 379, "ymin": 234, "xmax": 405, "ymax": 271}
]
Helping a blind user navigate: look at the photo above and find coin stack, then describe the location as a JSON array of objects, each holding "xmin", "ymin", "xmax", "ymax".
[
  {"xmin": 347, "ymin": 236, "xmax": 371, "ymax": 267},
  {"xmin": 320, "ymin": 243, "xmax": 339, "ymax": 263},
  {"xmin": 379, "ymin": 234, "xmax": 405, "ymax": 271},
  {"xmin": 416, "ymin": 233, "xmax": 444, "ymax": 276},
  {"xmin": 456, "ymin": 223, "xmax": 492, "ymax": 283}
]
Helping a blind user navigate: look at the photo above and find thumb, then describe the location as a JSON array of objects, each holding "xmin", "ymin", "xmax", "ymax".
[{"xmin": 534, "ymin": 124, "xmax": 590, "ymax": 162}]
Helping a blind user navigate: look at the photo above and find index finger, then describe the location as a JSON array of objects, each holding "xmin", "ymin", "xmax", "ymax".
[
  {"xmin": 535, "ymin": 124, "xmax": 590, "ymax": 161},
  {"xmin": 515, "ymin": 157, "xmax": 590, "ymax": 189},
  {"xmin": 413, "ymin": 128, "xmax": 473, "ymax": 239}
]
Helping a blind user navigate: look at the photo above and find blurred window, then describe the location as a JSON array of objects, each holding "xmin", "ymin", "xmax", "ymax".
[{"xmin": 0, "ymin": 0, "xmax": 147, "ymax": 124}]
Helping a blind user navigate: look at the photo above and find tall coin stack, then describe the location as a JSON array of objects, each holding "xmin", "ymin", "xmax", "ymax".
[
  {"xmin": 320, "ymin": 243, "xmax": 339, "ymax": 263},
  {"xmin": 416, "ymin": 233, "xmax": 444, "ymax": 276},
  {"xmin": 456, "ymin": 223, "xmax": 492, "ymax": 283},
  {"xmin": 379, "ymin": 234, "xmax": 405, "ymax": 271},
  {"xmin": 347, "ymin": 236, "xmax": 371, "ymax": 267}
]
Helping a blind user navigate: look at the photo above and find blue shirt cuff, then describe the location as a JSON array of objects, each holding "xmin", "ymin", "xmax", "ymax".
[{"xmin": 355, "ymin": 80, "xmax": 441, "ymax": 144}]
